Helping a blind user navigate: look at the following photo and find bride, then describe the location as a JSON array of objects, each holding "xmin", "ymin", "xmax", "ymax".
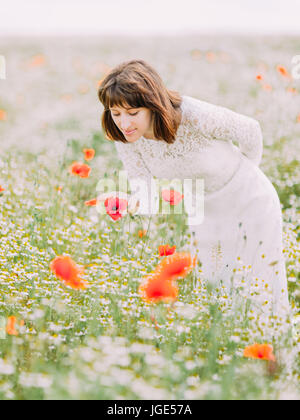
[{"xmin": 98, "ymin": 59, "xmax": 290, "ymax": 321}]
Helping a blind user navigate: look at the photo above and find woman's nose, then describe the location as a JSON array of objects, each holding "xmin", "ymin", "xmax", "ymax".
[{"xmin": 120, "ymin": 116, "xmax": 132, "ymax": 130}]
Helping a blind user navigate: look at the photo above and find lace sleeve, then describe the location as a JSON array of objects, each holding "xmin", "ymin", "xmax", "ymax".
[
  {"xmin": 187, "ymin": 97, "xmax": 263, "ymax": 166},
  {"xmin": 115, "ymin": 141, "xmax": 155, "ymax": 215}
]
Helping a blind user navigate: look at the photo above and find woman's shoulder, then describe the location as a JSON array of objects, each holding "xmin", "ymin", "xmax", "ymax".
[
  {"xmin": 181, "ymin": 95, "xmax": 219, "ymax": 113},
  {"xmin": 180, "ymin": 95, "xmax": 231, "ymax": 132},
  {"xmin": 179, "ymin": 95, "xmax": 211, "ymax": 127}
]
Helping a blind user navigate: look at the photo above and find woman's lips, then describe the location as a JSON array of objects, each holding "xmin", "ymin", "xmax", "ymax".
[{"xmin": 124, "ymin": 129, "xmax": 136, "ymax": 135}]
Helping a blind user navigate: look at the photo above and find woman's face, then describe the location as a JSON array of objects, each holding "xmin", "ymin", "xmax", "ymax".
[{"xmin": 109, "ymin": 103, "xmax": 153, "ymax": 143}]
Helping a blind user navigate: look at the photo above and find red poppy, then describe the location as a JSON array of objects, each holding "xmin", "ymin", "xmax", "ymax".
[
  {"xmin": 69, "ymin": 162, "xmax": 91, "ymax": 178},
  {"xmin": 243, "ymin": 343, "xmax": 276, "ymax": 362},
  {"xmin": 104, "ymin": 196, "xmax": 128, "ymax": 221},
  {"xmin": 83, "ymin": 148, "xmax": 95, "ymax": 161},
  {"xmin": 158, "ymin": 244, "xmax": 176, "ymax": 256},
  {"xmin": 138, "ymin": 272, "xmax": 178, "ymax": 304},
  {"xmin": 156, "ymin": 252, "xmax": 197, "ymax": 281},
  {"xmin": 276, "ymin": 65, "xmax": 290, "ymax": 78},
  {"xmin": 0, "ymin": 185, "xmax": 5, "ymax": 193},
  {"xmin": 85, "ymin": 198, "xmax": 98, "ymax": 206},
  {"xmin": 6, "ymin": 316, "xmax": 24, "ymax": 336},
  {"xmin": 62, "ymin": 276, "xmax": 88, "ymax": 290},
  {"xmin": 161, "ymin": 189, "xmax": 184, "ymax": 206},
  {"xmin": 50, "ymin": 255, "xmax": 88, "ymax": 290},
  {"xmin": 138, "ymin": 229, "xmax": 147, "ymax": 238}
]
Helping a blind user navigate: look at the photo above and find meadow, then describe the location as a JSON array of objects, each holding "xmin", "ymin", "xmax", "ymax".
[{"xmin": 0, "ymin": 34, "xmax": 299, "ymax": 400}]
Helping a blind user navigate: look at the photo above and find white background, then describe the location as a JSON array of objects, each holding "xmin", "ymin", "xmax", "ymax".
[{"xmin": 1, "ymin": 0, "xmax": 300, "ymax": 36}]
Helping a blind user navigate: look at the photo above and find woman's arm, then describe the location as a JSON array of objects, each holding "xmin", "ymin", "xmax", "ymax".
[
  {"xmin": 114, "ymin": 141, "xmax": 154, "ymax": 215},
  {"xmin": 189, "ymin": 97, "xmax": 263, "ymax": 166}
]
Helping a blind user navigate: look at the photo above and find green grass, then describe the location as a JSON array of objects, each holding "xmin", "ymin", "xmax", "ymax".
[{"xmin": 0, "ymin": 147, "xmax": 298, "ymax": 400}]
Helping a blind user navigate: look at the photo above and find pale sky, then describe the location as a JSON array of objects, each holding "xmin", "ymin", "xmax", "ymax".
[{"xmin": 1, "ymin": 0, "xmax": 300, "ymax": 36}]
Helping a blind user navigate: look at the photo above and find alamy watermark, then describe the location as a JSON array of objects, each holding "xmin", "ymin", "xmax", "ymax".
[
  {"xmin": 96, "ymin": 170, "xmax": 205, "ymax": 226},
  {"xmin": 0, "ymin": 55, "xmax": 6, "ymax": 80},
  {"xmin": 291, "ymin": 55, "xmax": 300, "ymax": 80}
]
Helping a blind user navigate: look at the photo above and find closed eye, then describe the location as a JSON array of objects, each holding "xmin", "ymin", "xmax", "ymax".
[{"xmin": 112, "ymin": 111, "xmax": 139, "ymax": 117}]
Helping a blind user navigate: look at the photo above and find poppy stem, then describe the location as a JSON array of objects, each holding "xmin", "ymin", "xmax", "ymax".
[
  {"xmin": 140, "ymin": 215, "xmax": 152, "ymax": 260},
  {"xmin": 150, "ymin": 307, "xmax": 159, "ymax": 331},
  {"xmin": 266, "ymin": 360, "xmax": 278, "ymax": 376}
]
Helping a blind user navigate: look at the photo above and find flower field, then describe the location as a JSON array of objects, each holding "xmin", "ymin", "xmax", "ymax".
[{"xmin": 0, "ymin": 35, "xmax": 299, "ymax": 400}]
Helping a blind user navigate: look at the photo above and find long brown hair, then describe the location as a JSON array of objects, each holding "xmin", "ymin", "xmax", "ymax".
[{"xmin": 98, "ymin": 60, "xmax": 182, "ymax": 144}]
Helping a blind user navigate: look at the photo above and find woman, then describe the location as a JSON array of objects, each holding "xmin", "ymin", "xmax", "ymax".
[{"xmin": 98, "ymin": 59, "xmax": 290, "ymax": 320}]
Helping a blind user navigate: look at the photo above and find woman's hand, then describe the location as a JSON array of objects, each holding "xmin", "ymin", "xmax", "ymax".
[{"xmin": 97, "ymin": 191, "xmax": 140, "ymax": 215}]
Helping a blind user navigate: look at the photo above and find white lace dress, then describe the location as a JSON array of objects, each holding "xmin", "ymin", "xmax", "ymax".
[{"xmin": 114, "ymin": 95, "xmax": 290, "ymax": 319}]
